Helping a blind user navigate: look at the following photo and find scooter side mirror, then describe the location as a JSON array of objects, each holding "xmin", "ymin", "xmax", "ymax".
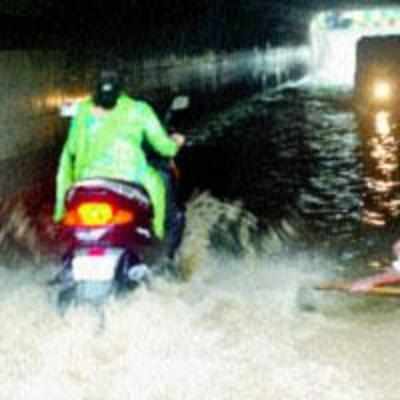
[{"xmin": 170, "ymin": 96, "xmax": 190, "ymax": 112}]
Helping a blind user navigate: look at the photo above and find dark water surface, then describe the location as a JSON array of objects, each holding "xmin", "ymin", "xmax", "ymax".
[{"xmin": 180, "ymin": 84, "xmax": 400, "ymax": 265}]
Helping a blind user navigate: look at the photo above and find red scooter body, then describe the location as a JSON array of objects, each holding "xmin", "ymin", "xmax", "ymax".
[{"xmin": 55, "ymin": 178, "xmax": 158, "ymax": 309}]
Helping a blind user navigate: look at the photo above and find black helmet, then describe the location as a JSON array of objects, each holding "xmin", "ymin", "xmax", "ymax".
[{"xmin": 93, "ymin": 67, "xmax": 123, "ymax": 110}]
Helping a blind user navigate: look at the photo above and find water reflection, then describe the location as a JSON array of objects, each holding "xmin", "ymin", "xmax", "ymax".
[
  {"xmin": 374, "ymin": 111, "xmax": 391, "ymax": 136},
  {"xmin": 183, "ymin": 88, "xmax": 364, "ymax": 239},
  {"xmin": 359, "ymin": 110, "xmax": 400, "ymax": 226}
]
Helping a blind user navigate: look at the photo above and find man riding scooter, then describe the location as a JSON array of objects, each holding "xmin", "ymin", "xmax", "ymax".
[{"xmin": 54, "ymin": 65, "xmax": 185, "ymax": 251}]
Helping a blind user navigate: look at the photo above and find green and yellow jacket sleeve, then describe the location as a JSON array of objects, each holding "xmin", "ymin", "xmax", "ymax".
[{"xmin": 139, "ymin": 102, "xmax": 178, "ymax": 157}]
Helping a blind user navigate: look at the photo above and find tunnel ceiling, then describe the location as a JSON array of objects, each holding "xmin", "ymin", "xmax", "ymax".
[
  {"xmin": 3, "ymin": 0, "xmax": 399, "ymax": 17},
  {"xmin": 1, "ymin": 0, "xmax": 400, "ymax": 51}
]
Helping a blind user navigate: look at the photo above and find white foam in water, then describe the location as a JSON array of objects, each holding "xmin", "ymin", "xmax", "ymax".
[
  {"xmin": 1, "ymin": 193, "xmax": 400, "ymax": 399},
  {"xmin": 1, "ymin": 243, "xmax": 400, "ymax": 400}
]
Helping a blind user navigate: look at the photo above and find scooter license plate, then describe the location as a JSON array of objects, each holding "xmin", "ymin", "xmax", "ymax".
[{"xmin": 72, "ymin": 254, "xmax": 119, "ymax": 282}]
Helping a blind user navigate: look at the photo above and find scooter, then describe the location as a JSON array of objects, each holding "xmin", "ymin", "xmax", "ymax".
[{"xmin": 53, "ymin": 95, "xmax": 189, "ymax": 311}]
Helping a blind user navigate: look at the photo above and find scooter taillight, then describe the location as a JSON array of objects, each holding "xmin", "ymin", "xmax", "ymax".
[{"xmin": 63, "ymin": 201, "xmax": 135, "ymax": 227}]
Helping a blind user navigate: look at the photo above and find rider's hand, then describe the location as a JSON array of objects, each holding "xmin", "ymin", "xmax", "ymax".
[{"xmin": 171, "ymin": 133, "xmax": 185, "ymax": 148}]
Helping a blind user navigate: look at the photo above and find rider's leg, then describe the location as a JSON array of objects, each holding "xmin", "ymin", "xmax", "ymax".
[
  {"xmin": 143, "ymin": 167, "xmax": 185, "ymax": 258},
  {"xmin": 160, "ymin": 168, "xmax": 185, "ymax": 259},
  {"xmin": 142, "ymin": 169, "xmax": 166, "ymax": 239},
  {"xmin": 167, "ymin": 203, "xmax": 185, "ymax": 259}
]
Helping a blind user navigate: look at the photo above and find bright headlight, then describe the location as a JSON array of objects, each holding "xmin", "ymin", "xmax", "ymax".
[{"xmin": 373, "ymin": 81, "xmax": 392, "ymax": 101}]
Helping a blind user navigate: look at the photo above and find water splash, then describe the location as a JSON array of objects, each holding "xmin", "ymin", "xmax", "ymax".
[{"xmin": 1, "ymin": 193, "xmax": 400, "ymax": 399}]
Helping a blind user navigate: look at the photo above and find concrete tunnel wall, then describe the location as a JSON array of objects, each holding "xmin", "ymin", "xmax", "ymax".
[
  {"xmin": 0, "ymin": 50, "xmax": 92, "ymax": 198},
  {"xmin": 0, "ymin": 45, "xmax": 310, "ymax": 201}
]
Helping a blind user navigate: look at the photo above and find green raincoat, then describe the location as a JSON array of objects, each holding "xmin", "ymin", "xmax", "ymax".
[{"xmin": 54, "ymin": 94, "xmax": 178, "ymax": 239}]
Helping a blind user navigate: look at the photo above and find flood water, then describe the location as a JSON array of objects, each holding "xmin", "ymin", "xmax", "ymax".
[
  {"xmin": 181, "ymin": 83, "xmax": 400, "ymax": 262},
  {"xmin": 2, "ymin": 82, "xmax": 400, "ymax": 399}
]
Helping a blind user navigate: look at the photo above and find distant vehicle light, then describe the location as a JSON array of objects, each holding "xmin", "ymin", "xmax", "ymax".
[{"xmin": 373, "ymin": 81, "xmax": 392, "ymax": 101}]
